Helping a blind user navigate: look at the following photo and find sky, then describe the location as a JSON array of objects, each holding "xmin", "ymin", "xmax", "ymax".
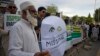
[{"xmin": 15, "ymin": 0, "xmax": 100, "ymax": 17}]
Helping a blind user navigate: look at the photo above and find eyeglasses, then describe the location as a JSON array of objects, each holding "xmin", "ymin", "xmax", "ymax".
[{"xmin": 9, "ymin": 6, "xmax": 16, "ymax": 9}]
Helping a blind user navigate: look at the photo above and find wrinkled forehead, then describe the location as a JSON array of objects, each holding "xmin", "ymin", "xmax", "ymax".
[{"xmin": 27, "ymin": 6, "xmax": 35, "ymax": 10}]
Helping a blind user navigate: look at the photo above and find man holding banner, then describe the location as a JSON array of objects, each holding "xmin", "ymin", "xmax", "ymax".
[{"xmin": 8, "ymin": 1, "xmax": 50, "ymax": 56}]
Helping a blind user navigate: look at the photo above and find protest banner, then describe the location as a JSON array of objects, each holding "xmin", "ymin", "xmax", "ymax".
[
  {"xmin": 41, "ymin": 16, "xmax": 71, "ymax": 56},
  {"xmin": 4, "ymin": 14, "xmax": 21, "ymax": 31}
]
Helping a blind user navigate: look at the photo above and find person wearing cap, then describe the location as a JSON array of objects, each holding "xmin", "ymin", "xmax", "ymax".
[
  {"xmin": 0, "ymin": 4, "xmax": 7, "ymax": 56},
  {"xmin": 0, "ymin": 2, "xmax": 18, "ymax": 56},
  {"xmin": 0, "ymin": 3, "xmax": 7, "ymax": 48},
  {"xmin": 8, "ymin": 1, "xmax": 50, "ymax": 56},
  {"xmin": 0, "ymin": 3, "xmax": 7, "ymax": 28}
]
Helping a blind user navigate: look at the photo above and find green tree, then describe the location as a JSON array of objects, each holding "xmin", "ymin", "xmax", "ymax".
[
  {"xmin": 47, "ymin": 4, "xmax": 58, "ymax": 14},
  {"xmin": 71, "ymin": 15, "xmax": 79, "ymax": 24},
  {"xmin": 86, "ymin": 13, "xmax": 93, "ymax": 24},
  {"xmin": 94, "ymin": 8, "xmax": 100, "ymax": 22},
  {"xmin": 62, "ymin": 15, "xmax": 67, "ymax": 19},
  {"xmin": 78, "ymin": 16, "xmax": 86, "ymax": 24}
]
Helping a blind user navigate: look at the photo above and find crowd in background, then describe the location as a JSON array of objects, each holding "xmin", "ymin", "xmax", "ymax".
[
  {"xmin": 82, "ymin": 23, "xmax": 100, "ymax": 42},
  {"xmin": 0, "ymin": 1, "xmax": 100, "ymax": 56}
]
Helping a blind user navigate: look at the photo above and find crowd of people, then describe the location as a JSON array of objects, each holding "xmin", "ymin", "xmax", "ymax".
[
  {"xmin": 83, "ymin": 23, "xmax": 100, "ymax": 42},
  {"xmin": 88, "ymin": 24, "xmax": 100, "ymax": 41},
  {"xmin": 0, "ymin": 1, "xmax": 100, "ymax": 56}
]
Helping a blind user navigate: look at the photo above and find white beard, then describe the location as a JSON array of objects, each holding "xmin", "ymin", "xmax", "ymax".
[{"xmin": 26, "ymin": 10, "xmax": 37, "ymax": 27}]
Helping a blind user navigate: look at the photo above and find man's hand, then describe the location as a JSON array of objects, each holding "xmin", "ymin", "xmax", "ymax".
[
  {"xmin": 42, "ymin": 51, "xmax": 50, "ymax": 56},
  {"xmin": 34, "ymin": 51, "xmax": 51, "ymax": 56},
  {"xmin": 34, "ymin": 52, "xmax": 43, "ymax": 56}
]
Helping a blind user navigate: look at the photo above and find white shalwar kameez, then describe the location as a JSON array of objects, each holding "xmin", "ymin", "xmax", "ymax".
[
  {"xmin": 8, "ymin": 19, "xmax": 40, "ymax": 56},
  {"xmin": 92, "ymin": 27, "xmax": 99, "ymax": 39}
]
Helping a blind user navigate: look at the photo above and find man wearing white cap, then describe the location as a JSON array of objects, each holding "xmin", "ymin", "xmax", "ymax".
[{"xmin": 8, "ymin": 1, "xmax": 50, "ymax": 56}]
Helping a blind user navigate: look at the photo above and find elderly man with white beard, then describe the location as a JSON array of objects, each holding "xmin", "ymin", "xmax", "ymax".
[{"xmin": 8, "ymin": 1, "xmax": 50, "ymax": 56}]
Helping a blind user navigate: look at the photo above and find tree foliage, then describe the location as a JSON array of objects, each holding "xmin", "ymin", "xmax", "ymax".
[
  {"xmin": 47, "ymin": 4, "xmax": 58, "ymax": 14},
  {"xmin": 94, "ymin": 8, "xmax": 100, "ymax": 22},
  {"xmin": 85, "ymin": 13, "xmax": 93, "ymax": 24},
  {"xmin": 78, "ymin": 16, "xmax": 86, "ymax": 24},
  {"xmin": 71, "ymin": 13, "xmax": 94, "ymax": 24},
  {"xmin": 71, "ymin": 15, "xmax": 79, "ymax": 24}
]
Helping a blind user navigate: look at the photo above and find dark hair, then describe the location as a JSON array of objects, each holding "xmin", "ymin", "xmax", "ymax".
[
  {"xmin": 38, "ymin": 7, "xmax": 46, "ymax": 12},
  {"xmin": 7, "ymin": 3, "xmax": 17, "ymax": 8}
]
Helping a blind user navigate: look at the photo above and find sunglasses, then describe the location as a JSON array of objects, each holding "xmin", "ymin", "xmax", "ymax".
[
  {"xmin": 9, "ymin": 6, "xmax": 16, "ymax": 9},
  {"xmin": 42, "ymin": 11, "xmax": 46, "ymax": 13}
]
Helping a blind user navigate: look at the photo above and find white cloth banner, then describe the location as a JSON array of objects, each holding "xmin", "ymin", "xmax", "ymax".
[
  {"xmin": 41, "ymin": 16, "xmax": 69, "ymax": 56},
  {"xmin": 4, "ymin": 14, "xmax": 21, "ymax": 31}
]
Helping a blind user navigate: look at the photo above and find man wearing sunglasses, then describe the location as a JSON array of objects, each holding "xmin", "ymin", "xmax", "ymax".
[
  {"xmin": 34, "ymin": 7, "xmax": 46, "ymax": 51},
  {"xmin": 6, "ymin": 3, "xmax": 17, "ymax": 14},
  {"xmin": 35, "ymin": 7, "xmax": 46, "ymax": 39},
  {"xmin": 8, "ymin": 1, "xmax": 50, "ymax": 56},
  {"xmin": 37, "ymin": 7, "xmax": 46, "ymax": 29}
]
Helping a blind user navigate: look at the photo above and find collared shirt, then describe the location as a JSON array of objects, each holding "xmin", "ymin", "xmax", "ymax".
[{"xmin": 8, "ymin": 19, "xmax": 40, "ymax": 56}]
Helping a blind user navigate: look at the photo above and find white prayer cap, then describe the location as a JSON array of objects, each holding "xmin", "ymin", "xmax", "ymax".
[{"xmin": 20, "ymin": 1, "xmax": 34, "ymax": 10}]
